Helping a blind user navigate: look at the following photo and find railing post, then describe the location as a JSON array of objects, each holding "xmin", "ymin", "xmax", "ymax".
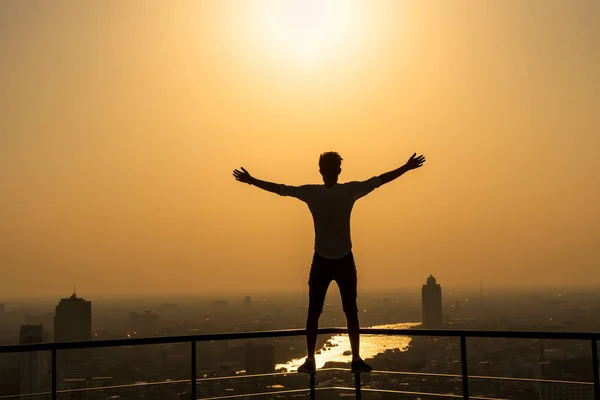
[
  {"xmin": 309, "ymin": 373, "xmax": 315, "ymax": 400},
  {"xmin": 460, "ymin": 335, "xmax": 469, "ymax": 400},
  {"xmin": 51, "ymin": 348, "xmax": 57, "ymax": 400},
  {"xmin": 592, "ymin": 339, "xmax": 599, "ymax": 400},
  {"xmin": 354, "ymin": 373, "xmax": 362, "ymax": 400},
  {"xmin": 191, "ymin": 341, "xmax": 197, "ymax": 400}
]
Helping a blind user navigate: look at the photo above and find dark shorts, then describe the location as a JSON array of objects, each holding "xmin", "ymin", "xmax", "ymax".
[{"xmin": 308, "ymin": 251, "xmax": 358, "ymax": 313}]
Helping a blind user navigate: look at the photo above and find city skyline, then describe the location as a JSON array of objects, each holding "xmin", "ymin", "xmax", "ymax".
[{"xmin": 2, "ymin": 284, "xmax": 600, "ymax": 399}]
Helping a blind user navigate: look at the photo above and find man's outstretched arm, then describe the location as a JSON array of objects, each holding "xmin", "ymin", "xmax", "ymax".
[
  {"xmin": 378, "ymin": 153, "xmax": 426, "ymax": 185},
  {"xmin": 233, "ymin": 167, "xmax": 280, "ymax": 194}
]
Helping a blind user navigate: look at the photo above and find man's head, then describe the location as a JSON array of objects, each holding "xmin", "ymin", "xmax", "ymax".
[{"xmin": 319, "ymin": 152, "xmax": 342, "ymax": 184}]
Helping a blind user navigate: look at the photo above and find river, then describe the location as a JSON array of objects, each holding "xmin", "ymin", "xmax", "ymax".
[{"xmin": 275, "ymin": 322, "xmax": 420, "ymax": 371}]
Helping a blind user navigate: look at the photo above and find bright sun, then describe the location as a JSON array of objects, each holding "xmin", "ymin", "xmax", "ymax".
[{"xmin": 264, "ymin": 0, "xmax": 357, "ymax": 64}]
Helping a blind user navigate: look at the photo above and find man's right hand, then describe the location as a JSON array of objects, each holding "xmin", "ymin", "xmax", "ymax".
[
  {"xmin": 233, "ymin": 167, "xmax": 253, "ymax": 184},
  {"xmin": 405, "ymin": 153, "xmax": 426, "ymax": 170}
]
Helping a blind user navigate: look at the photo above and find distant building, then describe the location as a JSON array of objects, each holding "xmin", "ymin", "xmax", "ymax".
[
  {"xmin": 54, "ymin": 293, "xmax": 92, "ymax": 342},
  {"xmin": 245, "ymin": 342, "xmax": 275, "ymax": 374},
  {"xmin": 422, "ymin": 275, "xmax": 442, "ymax": 328},
  {"xmin": 210, "ymin": 300, "xmax": 228, "ymax": 309},
  {"xmin": 19, "ymin": 324, "xmax": 47, "ymax": 400},
  {"xmin": 54, "ymin": 293, "xmax": 92, "ymax": 388},
  {"xmin": 243, "ymin": 296, "xmax": 252, "ymax": 307}
]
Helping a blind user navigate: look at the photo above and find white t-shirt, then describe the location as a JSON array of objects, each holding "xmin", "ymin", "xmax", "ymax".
[{"xmin": 279, "ymin": 176, "xmax": 382, "ymax": 260}]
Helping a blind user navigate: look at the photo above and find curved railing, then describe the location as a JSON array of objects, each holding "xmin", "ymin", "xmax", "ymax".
[{"xmin": 1, "ymin": 328, "xmax": 599, "ymax": 400}]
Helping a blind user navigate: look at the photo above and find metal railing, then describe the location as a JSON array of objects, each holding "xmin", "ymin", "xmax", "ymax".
[{"xmin": 1, "ymin": 328, "xmax": 599, "ymax": 400}]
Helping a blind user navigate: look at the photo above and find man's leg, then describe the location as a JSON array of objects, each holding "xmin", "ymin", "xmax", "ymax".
[
  {"xmin": 306, "ymin": 310, "xmax": 321, "ymax": 359},
  {"xmin": 345, "ymin": 311, "xmax": 361, "ymax": 358},
  {"xmin": 298, "ymin": 303, "xmax": 327, "ymax": 374},
  {"xmin": 298, "ymin": 254, "xmax": 330, "ymax": 374},
  {"xmin": 337, "ymin": 253, "xmax": 372, "ymax": 373}
]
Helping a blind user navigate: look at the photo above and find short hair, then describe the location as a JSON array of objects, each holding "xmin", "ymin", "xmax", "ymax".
[{"xmin": 319, "ymin": 152, "xmax": 343, "ymax": 172}]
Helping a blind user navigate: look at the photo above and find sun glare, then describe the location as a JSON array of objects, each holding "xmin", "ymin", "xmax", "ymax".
[{"xmin": 264, "ymin": 0, "xmax": 357, "ymax": 65}]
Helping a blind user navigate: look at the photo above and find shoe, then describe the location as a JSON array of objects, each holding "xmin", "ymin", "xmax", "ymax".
[
  {"xmin": 297, "ymin": 358, "xmax": 316, "ymax": 374},
  {"xmin": 351, "ymin": 358, "xmax": 373, "ymax": 374}
]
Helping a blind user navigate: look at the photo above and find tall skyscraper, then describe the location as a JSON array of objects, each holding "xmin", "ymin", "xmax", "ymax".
[
  {"xmin": 422, "ymin": 275, "xmax": 443, "ymax": 328},
  {"xmin": 19, "ymin": 324, "xmax": 47, "ymax": 400},
  {"xmin": 54, "ymin": 293, "xmax": 92, "ymax": 388},
  {"xmin": 54, "ymin": 293, "xmax": 92, "ymax": 342}
]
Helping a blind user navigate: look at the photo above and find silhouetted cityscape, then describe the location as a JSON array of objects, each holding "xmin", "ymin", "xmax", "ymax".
[{"xmin": 2, "ymin": 279, "xmax": 600, "ymax": 399}]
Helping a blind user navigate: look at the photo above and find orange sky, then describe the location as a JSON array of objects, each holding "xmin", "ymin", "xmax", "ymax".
[{"xmin": 1, "ymin": 1, "xmax": 599, "ymax": 299}]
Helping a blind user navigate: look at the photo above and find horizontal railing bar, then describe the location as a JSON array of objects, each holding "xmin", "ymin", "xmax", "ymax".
[
  {"xmin": 0, "ymin": 379, "xmax": 190, "ymax": 399},
  {"xmin": 321, "ymin": 386, "xmax": 506, "ymax": 400},
  {"xmin": 0, "ymin": 392, "xmax": 53, "ymax": 400},
  {"xmin": 322, "ymin": 367, "xmax": 594, "ymax": 386},
  {"xmin": 194, "ymin": 387, "xmax": 508, "ymax": 400},
  {"xmin": 323, "ymin": 367, "xmax": 461, "ymax": 377},
  {"xmin": 0, "ymin": 329, "xmax": 307, "ymax": 353},
  {"xmin": 362, "ymin": 328, "xmax": 600, "ymax": 340},
  {"xmin": 200, "ymin": 388, "xmax": 310, "ymax": 400},
  {"xmin": 198, "ymin": 387, "xmax": 506, "ymax": 400},
  {"xmin": 197, "ymin": 371, "xmax": 295, "ymax": 381},
  {"xmin": 2, "ymin": 328, "xmax": 599, "ymax": 354},
  {"xmin": 469, "ymin": 373, "xmax": 593, "ymax": 386}
]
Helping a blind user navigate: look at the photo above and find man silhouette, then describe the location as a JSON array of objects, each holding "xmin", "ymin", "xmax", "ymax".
[{"xmin": 233, "ymin": 152, "xmax": 426, "ymax": 374}]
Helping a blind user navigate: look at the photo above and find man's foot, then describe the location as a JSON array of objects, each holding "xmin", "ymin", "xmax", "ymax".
[
  {"xmin": 297, "ymin": 358, "xmax": 316, "ymax": 374},
  {"xmin": 351, "ymin": 358, "xmax": 373, "ymax": 374}
]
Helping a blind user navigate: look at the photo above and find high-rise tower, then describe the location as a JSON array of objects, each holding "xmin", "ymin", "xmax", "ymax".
[
  {"xmin": 54, "ymin": 293, "xmax": 92, "ymax": 387},
  {"xmin": 421, "ymin": 275, "xmax": 443, "ymax": 328},
  {"xmin": 54, "ymin": 292, "xmax": 91, "ymax": 342}
]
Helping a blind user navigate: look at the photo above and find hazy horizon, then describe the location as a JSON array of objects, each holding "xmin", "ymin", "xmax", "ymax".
[
  {"xmin": 1, "ymin": 1, "xmax": 599, "ymax": 298},
  {"xmin": 3, "ymin": 282, "xmax": 600, "ymax": 305}
]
